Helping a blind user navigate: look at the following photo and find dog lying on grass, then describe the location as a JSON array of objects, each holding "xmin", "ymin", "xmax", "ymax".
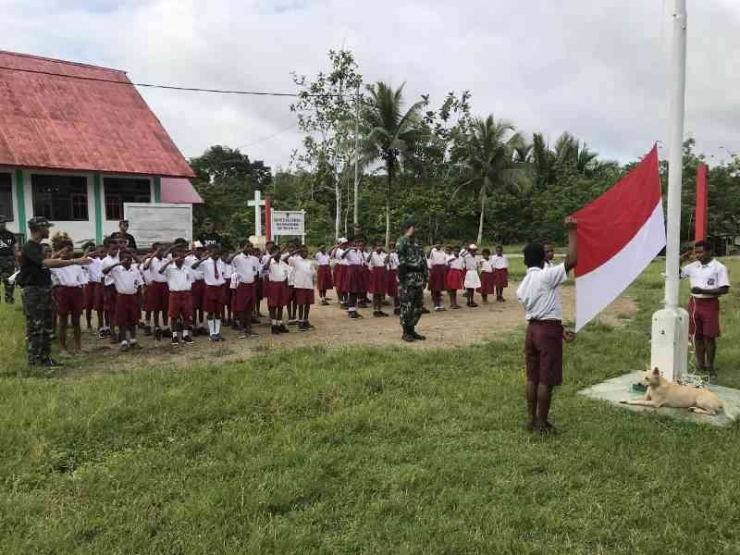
[{"xmin": 620, "ymin": 367, "xmax": 724, "ymax": 416}]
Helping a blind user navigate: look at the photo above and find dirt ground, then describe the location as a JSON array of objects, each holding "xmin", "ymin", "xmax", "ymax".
[{"xmin": 66, "ymin": 283, "xmax": 637, "ymax": 375}]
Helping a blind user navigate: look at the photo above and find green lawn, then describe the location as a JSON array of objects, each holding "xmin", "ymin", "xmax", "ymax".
[{"xmin": 2, "ymin": 261, "xmax": 740, "ymax": 554}]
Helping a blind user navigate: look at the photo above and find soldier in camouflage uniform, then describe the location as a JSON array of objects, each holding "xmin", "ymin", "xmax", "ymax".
[
  {"xmin": 0, "ymin": 216, "xmax": 18, "ymax": 303},
  {"xmin": 396, "ymin": 220, "xmax": 428, "ymax": 342}
]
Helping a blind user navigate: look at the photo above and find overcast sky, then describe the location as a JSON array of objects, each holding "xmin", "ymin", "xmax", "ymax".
[{"xmin": 3, "ymin": 0, "xmax": 740, "ymax": 170}]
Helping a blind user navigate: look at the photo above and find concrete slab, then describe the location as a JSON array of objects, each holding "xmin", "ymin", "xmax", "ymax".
[{"xmin": 579, "ymin": 371, "xmax": 740, "ymax": 427}]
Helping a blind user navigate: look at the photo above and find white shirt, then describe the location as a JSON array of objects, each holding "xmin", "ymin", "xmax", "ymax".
[
  {"xmin": 85, "ymin": 257, "xmax": 102, "ymax": 283},
  {"xmin": 335, "ymin": 248, "xmax": 348, "ymax": 266},
  {"xmin": 223, "ymin": 263, "xmax": 233, "ymax": 280},
  {"xmin": 200, "ymin": 258, "xmax": 226, "ymax": 286},
  {"xmin": 480, "ymin": 259, "xmax": 494, "ymax": 273},
  {"xmin": 492, "ymin": 254, "xmax": 509, "ymax": 270},
  {"xmin": 462, "ymin": 252, "xmax": 478, "ymax": 272},
  {"xmin": 267, "ymin": 258, "xmax": 288, "ymax": 282},
  {"xmin": 184, "ymin": 254, "xmax": 205, "ymax": 281},
  {"xmin": 109, "ymin": 265, "xmax": 143, "ymax": 295},
  {"xmin": 448, "ymin": 256, "xmax": 464, "ymax": 271},
  {"xmin": 232, "ymin": 253, "xmax": 260, "ymax": 284},
  {"xmin": 101, "ymin": 254, "xmax": 119, "ymax": 286},
  {"xmin": 681, "ymin": 259, "xmax": 730, "ymax": 298},
  {"xmin": 429, "ymin": 249, "xmax": 447, "ymax": 266},
  {"xmin": 261, "ymin": 254, "xmax": 273, "ymax": 278},
  {"xmin": 51, "ymin": 264, "xmax": 88, "ymax": 287},
  {"xmin": 388, "ymin": 252, "xmax": 399, "ymax": 271},
  {"xmin": 148, "ymin": 256, "xmax": 169, "ymax": 283},
  {"xmin": 517, "ymin": 264, "xmax": 568, "ymax": 321},
  {"xmin": 368, "ymin": 251, "xmax": 387, "ymax": 269},
  {"xmin": 315, "ymin": 252, "xmax": 331, "ymax": 266},
  {"xmin": 163, "ymin": 263, "xmax": 194, "ymax": 292},
  {"xmin": 289, "ymin": 255, "xmax": 315, "ymax": 289},
  {"xmin": 346, "ymin": 248, "xmax": 363, "ymax": 266}
]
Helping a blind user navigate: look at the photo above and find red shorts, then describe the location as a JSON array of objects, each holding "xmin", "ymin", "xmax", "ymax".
[
  {"xmin": 266, "ymin": 280, "xmax": 289, "ymax": 308},
  {"xmin": 145, "ymin": 281, "xmax": 169, "ymax": 312},
  {"xmin": 256, "ymin": 277, "xmax": 264, "ymax": 301},
  {"xmin": 85, "ymin": 281, "xmax": 104, "ymax": 312},
  {"xmin": 334, "ymin": 265, "xmax": 347, "ymax": 293},
  {"xmin": 386, "ymin": 269, "xmax": 398, "ymax": 298},
  {"xmin": 317, "ymin": 265, "xmax": 333, "ymax": 291},
  {"xmin": 478, "ymin": 272, "xmax": 495, "ymax": 295},
  {"xmin": 191, "ymin": 280, "xmax": 205, "ymax": 310},
  {"xmin": 525, "ymin": 320, "xmax": 564, "ymax": 387},
  {"xmin": 428, "ymin": 265, "xmax": 447, "ymax": 292},
  {"xmin": 369, "ymin": 267, "xmax": 387, "ymax": 295},
  {"xmin": 689, "ymin": 296, "xmax": 721, "ymax": 339},
  {"xmin": 222, "ymin": 282, "xmax": 233, "ymax": 307},
  {"xmin": 294, "ymin": 287, "xmax": 315, "ymax": 305},
  {"xmin": 168, "ymin": 291, "xmax": 193, "ymax": 323},
  {"xmin": 56, "ymin": 286, "xmax": 85, "ymax": 317},
  {"xmin": 114, "ymin": 293, "xmax": 140, "ymax": 328},
  {"xmin": 203, "ymin": 284, "xmax": 224, "ymax": 314},
  {"xmin": 234, "ymin": 282, "xmax": 256, "ymax": 313},
  {"xmin": 103, "ymin": 284, "xmax": 117, "ymax": 312},
  {"xmin": 493, "ymin": 268, "xmax": 509, "ymax": 289},
  {"xmin": 446, "ymin": 268, "xmax": 465, "ymax": 291}
]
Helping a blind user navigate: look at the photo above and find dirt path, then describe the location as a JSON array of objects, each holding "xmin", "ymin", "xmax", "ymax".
[{"xmin": 66, "ymin": 283, "xmax": 637, "ymax": 376}]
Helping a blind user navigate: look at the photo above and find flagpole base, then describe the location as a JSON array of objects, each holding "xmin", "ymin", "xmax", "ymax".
[{"xmin": 650, "ymin": 307, "xmax": 689, "ymax": 383}]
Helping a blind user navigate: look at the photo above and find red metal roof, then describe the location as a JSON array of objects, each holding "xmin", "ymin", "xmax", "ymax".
[
  {"xmin": 161, "ymin": 177, "xmax": 203, "ymax": 204},
  {"xmin": 0, "ymin": 50, "xmax": 194, "ymax": 178}
]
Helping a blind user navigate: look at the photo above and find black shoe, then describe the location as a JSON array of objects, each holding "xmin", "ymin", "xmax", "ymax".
[
  {"xmin": 278, "ymin": 325, "xmax": 290, "ymax": 333},
  {"xmin": 320, "ymin": 299, "xmax": 330, "ymax": 306},
  {"xmin": 171, "ymin": 335, "xmax": 180, "ymax": 345},
  {"xmin": 468, "ymin": 302, "xmax": 479, "ymax": 308},
  {"xmin": 402, "ymin": 333, "xmax": 415, "ymax": 342},
  {"xmin": 421, "ymin": 307, "xmax": 430, "ymax": 314},
  {"xmin": 216, "ymin": 334, "xmax": 226, "ymax": 342},
  {"xmin": 410, "ymin": 330, "xmax": 426, "ymax": 341},
  {"xmin": 144, "ymin": 325, "xmax": 152, "ymax": 336},
  {"xmin": 271, "ymin": 325, "xmax": 280, "ymax": 335},
  {"xmin": 39, "ymin": 357, "xmax": 63, "ymax": 369},
  {"xmin": 373, "ymin": 311, "xmax": 382, "ymax": 318},
  {"xmin": 393, "ymin": 308, "xmax": 401, "ymax": 315},
  {"xmin": 349, "ymin": 312, "xmax": 363, "ymax": 319},
  {"xmin": 154, "ymin": 328, "xmax": 162, "ymax": 341},
  {"xmin": 379, "ymin": 311, "xmax": 389, "ymax": 317}
]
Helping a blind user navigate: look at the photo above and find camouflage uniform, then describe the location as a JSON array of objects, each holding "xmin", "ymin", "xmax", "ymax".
[
  {"xmin": 22, "ymin": 285, "xmax": 53, "ymax": 365},
  {"xmin": 0, "ymin": 256, "xmax": 15, "ymax": 302},
  {"xmin": 396, "ymin": 235, "xmax": 428, "ymax": 333}
]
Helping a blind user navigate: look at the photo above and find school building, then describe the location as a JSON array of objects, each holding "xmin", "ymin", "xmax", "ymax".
[{"xmin": 0, "ymin": 50, "xmax": 201, "ymax": 245}]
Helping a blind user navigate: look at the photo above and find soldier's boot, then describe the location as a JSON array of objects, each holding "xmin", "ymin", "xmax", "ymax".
[
  {"xmin": 401, "ymin": 325, "xmax": 415, "ymax": 342},
  {"xmin": 409, "ymin": 327, "xmax": 426, "ymax": 341}
]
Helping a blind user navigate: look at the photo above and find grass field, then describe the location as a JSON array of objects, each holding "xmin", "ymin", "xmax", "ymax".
[{"xmin": 2, "ymin": 260, "xmax": 740, "ymax": 554}]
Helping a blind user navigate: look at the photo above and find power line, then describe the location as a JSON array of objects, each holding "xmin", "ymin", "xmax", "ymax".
[{"xmin": 236, "ymin": 122, "xmax": 298, "ymax": 149}]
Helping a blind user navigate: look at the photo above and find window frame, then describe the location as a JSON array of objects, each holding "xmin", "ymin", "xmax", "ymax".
[
  {"xmin": 103, "ymin": 176, "xmax": 153, "ymax": 222},
  {"xmin": 31, "ymin": 172, "xmax": 90, "ymax": 222},
  {"xmin": 0, "ymin": 172, "xmax": 13, "ymax": 222}
]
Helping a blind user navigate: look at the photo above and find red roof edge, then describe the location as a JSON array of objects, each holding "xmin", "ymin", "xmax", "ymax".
[{"xmin": 0, "ymin": 49, "xmax": 127, "ymax": 74}]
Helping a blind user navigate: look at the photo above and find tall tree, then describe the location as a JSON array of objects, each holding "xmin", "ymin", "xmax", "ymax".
[{"xmin": 361, "ymin": 82, "xmax": 425, "ymax": 246}]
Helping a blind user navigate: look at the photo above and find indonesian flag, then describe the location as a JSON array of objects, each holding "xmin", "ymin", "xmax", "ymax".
[{"xmin": 572, "ymin": 146, "xmax": 665, "ymax": 331}]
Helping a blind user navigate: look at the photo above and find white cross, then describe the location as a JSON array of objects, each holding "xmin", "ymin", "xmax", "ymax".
[{"xmin": 247, "ymin": 190, "xmax": 266, "ymax": 236}]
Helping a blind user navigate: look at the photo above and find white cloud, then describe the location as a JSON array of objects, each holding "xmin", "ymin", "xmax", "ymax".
[{"xmin": 2, "ymin": 0, "xmax": 739, "ymax": 167}]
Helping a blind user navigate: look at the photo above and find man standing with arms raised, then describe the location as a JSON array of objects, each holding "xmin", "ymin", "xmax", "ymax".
[
  {"xmin": 0, "ymin": 215, "xmax": 18, "ymax": 303},
  {"xmin": 396, "ymin": 220, "xmax": 428, "ymax": 342}
]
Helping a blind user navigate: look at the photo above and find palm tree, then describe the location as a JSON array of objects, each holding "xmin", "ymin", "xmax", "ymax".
[
  {"xmin": 362, "ymin": 82, "xmax": 425, "ymax": 246},
  {"xmin": 458, "ymin": 115, "xmax": 530, "ymax": 245}
]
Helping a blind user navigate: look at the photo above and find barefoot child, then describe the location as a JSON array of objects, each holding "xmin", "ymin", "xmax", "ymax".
[
  {"xmin": 478, "ymin": 249, "xmax": 495, "ymax": 303},
  {"xmin": 368, "ymin": 241, "xmax": 389, "ymax": 317},
  {"xmin": 315, "ymin": 244, "xmax": 333, "ymax": 305},
  {"xmin": 103, "ymin": 253, "xmax": 143, "ymax": 352},
  {"xmin": 192, "ymin": 245, "xmax": 226, "ymax": 341},
  {"xmin": 516, "ymin": 217, "xmax": 577, "ymax": 433},
  {"xmin": 428, "ymin": 241, "xmax": 448, "ymax": 312},
  {"xmin": 492, "ymin": 245, "xmax": 509, "ymax": 302},
  {"xmin": 51, "ymin": 240, "xmax": 87, "ymax": 353},
  {"xmin": 288, "ymin": 245, "xmax": 316, "ymax": 330},
  {"xmin": 159, "ymin": 247, "xmax": 196, "ymax": 345}
]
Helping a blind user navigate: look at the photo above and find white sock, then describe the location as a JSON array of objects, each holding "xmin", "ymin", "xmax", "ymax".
[
  {"xmin": 207, "ymin": 320, "xmax": 215, "ymax": 335},
  {"xmin": 172, "ymin": 331, "xmax": 178, "ymax": 338},
  {"xmin": 120, "ymin": 340, "xmax": 128, "ymax": 346},
  {"xmin": 215, "ymin": 319, "xmax": 222, "ymax": 334},
  {"xmin": 183, "ymin": 330, "xmax": 190, "ymax": 338},
  {"xmin": 349, "ymin": 307, "xmax": 356, "ymax": 313},
  {"xmin": 130, "ymin": 339, "xmax": 137, "ymax": 345}
]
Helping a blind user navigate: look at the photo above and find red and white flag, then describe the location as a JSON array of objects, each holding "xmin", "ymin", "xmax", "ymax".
[{"xmin": 572, "ymin": 146, "xmax": 665, "ymax": 331}]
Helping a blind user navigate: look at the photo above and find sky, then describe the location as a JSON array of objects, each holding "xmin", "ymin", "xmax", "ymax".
[{"xmin": 3, "ymin": 0, "xmax": 740, "ymax": 170}]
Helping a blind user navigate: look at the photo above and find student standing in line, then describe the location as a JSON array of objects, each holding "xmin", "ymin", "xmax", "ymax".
[
  {"xmin": 386, "ymin": 241, "xmax": 400, "ymax": 315},
  {"xmin": 428, "ymin": 241, "xmax": 448, "ymax": 312},
  {"xmin": 461, "ymin": 244, "xmax": 481, "ymax": 307},
  {"xmin": 314, "ymin": 244, "xmax": 333, "ymax": 305},
  {"xmin": 159, "ymin": 247, "xmax": 196, "ymax": 345},
  {"xmin": 103, "ymin": 253, "xmax": 144, "ymax": 352},
  {"xmin": 230, "ymin": 241, "xmax": 261, "ymax": 338},
  {"xmin": 492, "ymin": 245, "xmax": 510, "ymax": 302},
  {"xmin": 50, "ymin": 239, "xmax": 88, "ymax": 354},
  {"xmin": 288, "ymin": 245, "xmax": 316, "ymax": 330},
  {"xmin": 446, "ymin": 245, "xmax": 464, "ymax": 310},
  {"xmin": 192, "ymin": 245, "xmax": 227, "ymax": 342},
  {"xmin": 478, "ymin": 249, "xmax": 495, "ymax": 303},
  {"xmin": 368, "ymin": 240, "xmax": 389, "ymax": 317}
]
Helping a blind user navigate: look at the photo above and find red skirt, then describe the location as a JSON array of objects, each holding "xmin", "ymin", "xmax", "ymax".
[
  {"xmin": 343, "ymin": 265, "xmax": 364, "ymax": 294},
  {"xmin": 145, "ymin": 281, "xmax": 169, "ymax": 312},
  {"xmin": 234, "ymin": 282, "xmax": 256, "ymax": 313},
  {"xmin": 168, "ymin": 290, "xmax": 193, "ymax": 323},
  {"xmin": 294, "ymin": 287, "xmax": 315, "ymax": 305},
  {"xmin": 386, "ymin": 269, "xmax": 398, "ymax": 298},
  {"xmin": 334, "ymin": 265, "xmax": 347, "ymax": 293},
  {"xmin": 266, "ymin": 279, "xmax": 289, "ymax": 308},
  {"xmin": 428, "ymin": 265, "xmax": 447, "ymax": 292},
  {"xmin": 361, "ymin": 266, "xmax": 371, "ymax": 292},
  {"xmin": 317, "ymin": 265, "xmax": 333, "ymax": 291},
  {"xmin": 104, "ymin": 284, "xmax": 118, "ymax": 312},
  {"xmin": 85, "ymin": 281, "xmax": 104, "ymax": 312},
  {"xmin": 479, "ymin": 272, "xmax": 495, "ymax": 295},
  {"xmin": 56, "ymin": 286, "xmax": 85, "ymax": 317},
  {"xmin": 493, "ymin": 268, "xmax": 509, "ymax": 289},
  {"xmin": 191, "ymin": 280, "xmax": 205, "ymax": 310},
  {"xmin": 369, "ymin": 267, "xmax": 387, "ymax": 295},
  {"xmin": 114, "ymin": 293, "xmax": 140, "ymax": 328},
  {"xmin": 203, "ymin": 284, "xmax": 224, "ymax": 314},
  {"xmin": 446, "ymin": 268, "xmax": 465, "ymax": 291},
  {"xmin": 222, "ymin": 282, "xmax": 233, "ymax": 307}
]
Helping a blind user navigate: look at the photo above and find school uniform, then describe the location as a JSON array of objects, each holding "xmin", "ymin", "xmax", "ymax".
[
  {"xmin": 386, "ymin": 252, "xmax": 400, "ymax": 298},
  {"xmin": 84, "ymin": 257, "xmax": 104, "ymax": 312},
  {"xmin": 315, "ymin": 252, "xmax": 333, "ymax": 291},
  {"xmin": 201, "ymin": 258, "xmax": 226, "ymax": 314},
  {"xmin": 492, "ymin": 254, "xmax": 509, "ymax": 289},
  {"xmin": 290, "ymin": 255, "xmax": 316, "ymax": 305},
  {"xmin": 232, "ymin": 253, "xmax": 260, "ymax": 314},
  {"xmin": 222, "ymin": 263, "xmax": 234, "ymax": 309},
  {"xmin": 428, "ymin": 249, "xmax": 448, "ymax": 293},
  {"xmin": 51, "ymin": 264, "xmax": 87, "ymax": 317},
  {"xmin": 344, "ymin": 248, "xmax": 364, "ymax": 294},
  {"xmin": 462, "ymin": 251, "xmax": 481, "ymax": 289},
  {"xmin": 184, "ymin": 254, "xmax": 205, "ymax": 311},
  {"xmin": 367, "ymin": 251, "xmax": 388, "ymax": 296},
  {"xmin": 446, "ymin": 256, "xmax": 465, "ymax": 291},
  {"xmin": 681, "ymin": 259, "xmax": 731, "ymax": 339},
  {"xmin": 164, "ymin": 264, "xmax": 195, "ymax": 325},
  {"xmin": 101, "ymin": 254, "xmax": 120, "ymax": 315},
  {"xmin": 517, "ymin": 264, "xmax": 568, "ymax": 387},
  {"xmin": 266, "ymin": 258, "xmax": 289, "ymax": 308},
  {"xmin": 109, "ymin": 265, "xmax": 143, "ymax": 328},
  {"xmin": 478, "ymin": 258, "xmax": 496, "ymax": 295},
  {"xmin": 285, "ymin": 258, "xmax": 296, "ymax": 303},
  {"xmin": 362, "ymin": 251, "xmax": 372, "ymax": 294},
  {"xmin": 333, "ymin": 248, "xmax": 348, "ymax": 294},
  {"xmin": 145, "ymin": 256, "xmax": 170, "ymax": 313}
]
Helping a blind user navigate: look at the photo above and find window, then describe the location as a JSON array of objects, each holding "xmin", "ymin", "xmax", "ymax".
[
  {"xmin": 0, "ymin": 173, "xmax": 12, "ymax": 221},
  {"xmin": 32, "ymin": 174, "xmax": 89, "ymax": 221},
  {"xmin": 104, "ymin": 178, "xmax": 151, "ymax": 221}
]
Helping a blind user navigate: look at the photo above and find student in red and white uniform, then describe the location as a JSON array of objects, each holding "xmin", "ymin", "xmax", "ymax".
[
  {"xmin": 446, "ymin": 245, "xmax": 464, "ymax": 310},
  {"xmin": 478, "ymin": 249, "xmax": 495, "ymax": 303},
  {"xmin": 192, "ymin": 245, "xmax": 227, "ymax": 342},
  {"xmin": 221, "ymin": 257, "xmax": 234, "ymax": 326},
  {"xmin": 492, "ymin": 245, "xmax": 510, "ymax": 302},
  {"xmin": 258, "ymin": 241, "xmax": 275, "ymax": 319},
  {"xmin": 284, "ymin": 241, "xmax": 298, "ymax": 325},
  {"xmin": 264, "ymin": 244, "xmax": 290, "ymax": 334},
  {"xmin": 387, "ymin": 241, "xmax": 400, "ymax": 315},
  {"xmin": 343, "ymin": 236, "xmax": 366, "ymax": 319},
  {"xmin": 82, "ymin": 243, "xmax": 104, "ymax": 334},
  {"xmin": 51, "ymin": 239, "xmax": 88, "ymax": 353},
  {"xmin": 159, "ymin": 247, "xmax": 196, "ymax": 346},
  {"xmin": 331, "ymin": 238, "xmax": 349, "ymax": 308},
  {"xmin": 462, "ymin": 244, "xmax": 481, "ymax": 307},
  {"xmin": 103, "ymin": 252, "xmax": 143, "ymax": 352},
  {"xmin": 287, "ymin": 245, "xmax": 316, "ymax": 330},
  {"xmin": 231, "ymin": 241, "xmax": 261, "ymax": 338},
  {"xmin": 185, "ymin": 242, "xmax": 207, "ymax": 336},
  {"xmin": 428, "ymin": 241, "xmax": 448, "ymax": 312},
  {"xmin": 100, "ymin": 237, "xmax": 120, "ymax": 338},
  {"xmin": 142, "ymin": 244, "xmax": 170, "ymax": 340},
  {"xmin": 314, "ymin": 244, "xmax": 333, "ymax": 305},
  {"xmin": 367, "ymin": 241, "xmax": 389, "ymax": 317},
  {"xmin": 680, "ymin": 240, "xmax": 731, "ymax": 376},
  {"xmin": 360, "ymin": 246, "xmax": 372, "ymax": 308}
]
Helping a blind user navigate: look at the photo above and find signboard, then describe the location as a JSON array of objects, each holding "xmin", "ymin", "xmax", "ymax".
[
  {"xmin": 125, "ymin": 203, "xmax": 193, "ymax": 247},
  {"xmin": 271, "ymin": 210, "xmax": 305, "ymax": 236}
]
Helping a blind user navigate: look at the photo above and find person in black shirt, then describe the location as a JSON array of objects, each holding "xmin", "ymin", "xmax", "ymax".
[
  {"xmin": 198, "ymin": 219, "xmax": 223, "ymax": 249},
  {"xmin": 109, "ymin": 220, "xmax": 138, "ymax": 251},
  {"xmin": 18, "ymin": 217, "xmax": 91, "ymax": 371},
  {"xmin": 0, "ymin": 216, "xmax": 18, "ymax": 303}
]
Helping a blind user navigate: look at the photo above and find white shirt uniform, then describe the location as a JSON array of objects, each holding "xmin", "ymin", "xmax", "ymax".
[
  {"xmin": 315, "ymin": 252, "xmax": 331, "ymax": 266},
  {"xmin": 260, "ymin": 253, "xmax": 273, "ymax": 280},
  {"xmin": 109, "ymin": 265, "xmax": 143, "ymax": 295},
  {"xmin": 462, "ymin": 252, "xmax": 481, "ymax": 289},
  {"xmin": 163, "ymin": 264, "xmax": 194, "ymax": 292},
  {"xmin": 368, "ymin": 252, "xmax": 387, "ymax": 268},
  {"xmin": 200, "ymin": 258, "xmax": 226, "ymax": 287},
  {"xmin": 429, "ymin": 248, "xmax": 447, "ymax": 266},
  {"xmin": 289, "ymin": 255, "xmax": 315, "ymax": 289},
  {"xmin": 681, "ymin": 259, "xmax": 730, "ymax": 299},
  {"xmin": 85, "ymin": 258, "xmax": 103, "ymax": 283},
  {"xmin": 517, "ymin": 264, "xmax": 568, "ymax": 321},
  {"xmin": 51, "ymin": 265, "xmax": 88, "ymax": 287},
  {"xmin": 101, "ymin": 254, "xmax": 120, "ymax": 286},
  {"xmin": 492, "ymin": 254, "xmax": 509, "ymax": 270},
  {"xmin": 232, "ymin": 253, "xmax": 260, "ymax": 285},
  {"xmin": 388, "ymin": 252, "xmax": 399, "ymax": 271},
  {"xmin": 148, "ymin": 256, "xmax": 169, "ymax": 284},
  {"xmin": 267, "ymin": 258, "xmax": 289, "ymax": 282},
  {"xmin": 479, "ymin": 259, "xmax": 494, "ymax": 273},
  {"xmin": 346, "ymin": 248, "xmax": 363, "ymax": 266},
  {"xmin": 448, "ymin": 256, "xmax": 464, "ymax": 271},
  {"xmin": 184, "ymin": 254, "xmax": 205, "ymax": 282},
  {"xmin": 335, "ymin": 248, "xmax": 349, "ymax": 266}
]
